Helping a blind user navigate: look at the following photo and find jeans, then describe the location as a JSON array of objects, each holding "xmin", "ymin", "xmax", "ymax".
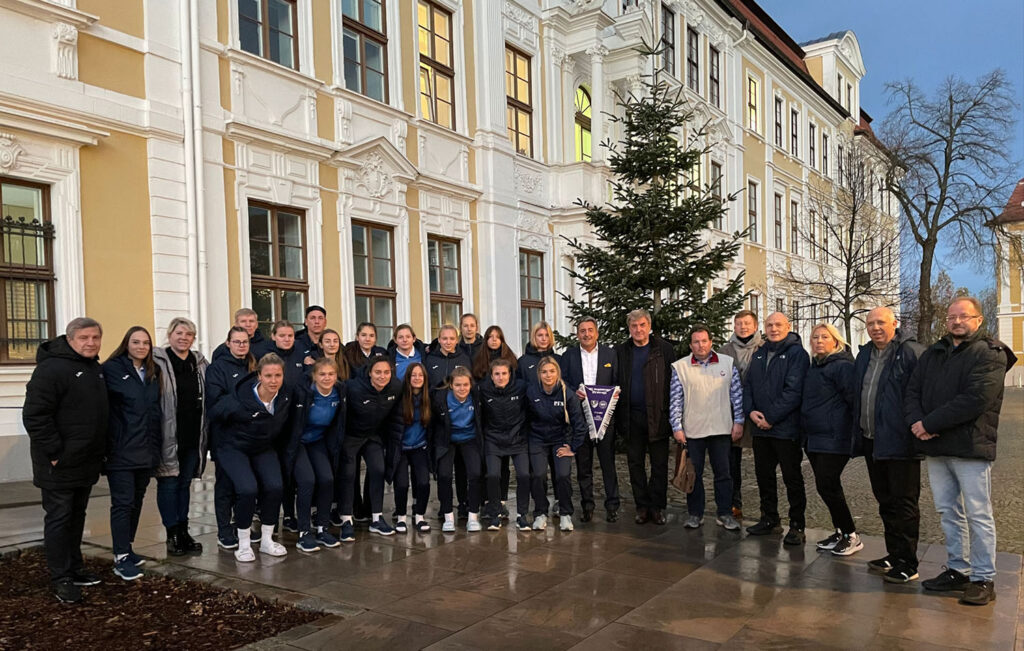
[
  {"xmin": 339, "ymin": 437, "xmax": 384, "ymax": 515},
  {"xmin": 294, "ymin": 439, "xmax": 334, "ymax": 532},
  {"xmin": 216, "ymin": 447, "xmax": 283, "ymax": 527},
  {"xmin": 41, "ymin": 486, "xmax": 91, "ymax": 582},
  {"xmin": 927, "ymin": 456, "xmax": 996, "ymax": 581},
  {"xmin": 624, "ymin": 411, "xmax": 669, "ymax": 511},
  {"xmin": 394, "ymin": 446, "xmax": 431, "ymax": 516},
  {"xmin": 685, "ymin": 435, "xmax": 733, "ymax": 518},
  {"xmin": 576, "ymin": 429, "xmax": 621, "ymax": 511},
  {"xmin": 862, "ymin": 437, "xmax": 920, "ymax": 568},
  {"xmin": 752, "ymin": 436, "xmax": 806, "ymax": 528},
  {"xmin": 807, "ymin": 452, "xmax": 855, "ymax": 534},
  {"xmin": 156, "ymin": 451, "xmax": 199, "ymax": 528},
  {"xmin": 529, "ymin": 443, "xmax": 574, "ymax": 516},
  {"xmin": 437, "ymin": 440, "xmax": 482, "ymax": 515},
  {"xmin": 107, "ymin": 468, "xmax": 151, "ymax": 556},
  {"xmin": 486, "ymin": 451, "xmax": 530, "ymax": 517}
]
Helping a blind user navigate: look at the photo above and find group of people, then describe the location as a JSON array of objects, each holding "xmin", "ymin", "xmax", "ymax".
[{"xmin": 23, "ymin": 298, "xmax": 1014, "ymax": 609}]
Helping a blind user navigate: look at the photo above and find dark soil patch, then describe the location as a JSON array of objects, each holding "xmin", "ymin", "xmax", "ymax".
[{"xmin": 0, "ymin": 550, "xmax": 322, "ymax": 650}]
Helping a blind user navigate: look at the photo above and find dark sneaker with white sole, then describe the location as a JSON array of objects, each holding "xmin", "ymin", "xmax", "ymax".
[
  {"xmin": 782, "ymin": 528, "xmax": 806, "ymax": 546},
  {"xmin": 296, "ymin": 532, "xmax": 320, "ymax": 553},
  {"xmin": 830, "ymin": 533, "xmax": 863, "ymax": 556},
  {"xmin": 867, "ymin": 556, "xmax": 894, "ymax": 574},
  {"xmin": 315, "ymin": 530, "xmax": 341, "ymax": 548},
  {"xmin": 368, "ymin": 518, "xmax": 395, "ymax": 536},
  {"xmin": 71, "ymin": 571, "xmax": 101, "ymax": 586},
  {"xmin": 113, "ymin": 557, "xmax": 143, "ymax": 581},
  {"xmin": 883, "ymin": 563, "xmax": 919, "ymax": 584},
  {"xmin": 53, "ymin": 578, "xmax": 82, "ymax": 603},
  {"xmin": 816, "ymin": 531, "xmax": 843, "ymax": 551},
  {"xmin": 339, "ymin": 522, "xmax": 355, "ymax": 542},
  {"xmin": 959, "ymin": 580, "xmax": 995, "ymax": 605},
  {"xmin": 922, "ymin": 567, "xmax": 971, "ymax": 592},
  {"xmin": 282, "ymin": 517, "xmax": 299, "ymax": 534}
]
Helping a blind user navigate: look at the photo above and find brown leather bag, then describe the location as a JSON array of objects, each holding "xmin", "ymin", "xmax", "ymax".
[{"xmin": 672, "ymin": 444, "xmax": 697, "ymax": 494}]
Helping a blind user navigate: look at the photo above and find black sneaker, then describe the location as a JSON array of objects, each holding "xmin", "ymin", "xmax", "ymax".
[
  {"xmin": 53, "ymin": 578, "xmax": 82, "ymax": 604},
  {"xmin": 458, "ymin": 508, "xmax": 469, "ymax": 522},
  {"xmin": 959, "ymin": 580, "xmax": 996, "ymax": 606},
  {"xmin": 127, "ymin": 550, "xmax": 146, "ymax": 567},
  {"xmin": 783, "ymin": 527, "xmax": 806, "ymax": 546},
  {"xmin": 330, "ymin": 508, "xmax": 343, "ymax": 528},
  {"xmin": 867, "ymin": 556, "xmax": 894, "ymax": 574},
  {"xmin": 394, "ymin": 520, "xmax": 408, "ymax": 534},
  {"xmin": 883, "ymin": 563, "xmax": 919, "ymax": 584},
  {"xmin": 250, "ymin": 525, "xmax": 262, "ymax": 543},
  {"xmin": 922, "ymin": 567, "xmax": 971, "ymax": 592},
  {"xmin": 581, "ymin": 506, "xmax": 594, "ymax": 523},
  {"xmin": 499, "ymin": 503, "xmax": 510, "ymax": 520},
  {"xmin": 339, "ymin": 522, "xmax": 355, "ymax": 542},
  {"xmin": 830, "ymin": 533, "xmax": 863, "ymax": 557},
  {"xmin": 296, "ymin": 532, "xmax": 321, "ymax": 553},
  {"xmin": 487, "ymin": 516, "xmax": 502, "ymax": 531},
  {"xmin": 71, "ymin": 570, "xmax": 101, "ymax": 586},
  {"xmin": 516, "ymin": 515, "xmax": 532, "ymax": 531},
  {"xmin": 816, "ymin": 531, "xmax": 843, "ymax": 551},
  {"xmin": 745, "ymin": 519, "xmax": 782, "ymax": 536},
  {"xmin": 606, "ymin": 508, "xmax": 618, "ymax": 523},
  {"xmin": 282, "ymin": 517, "xmax": 299, "ymax": 533}
]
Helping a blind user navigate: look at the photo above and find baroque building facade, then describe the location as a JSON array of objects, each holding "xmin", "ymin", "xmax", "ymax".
[{"xmin": 0, "ymin": 0, "xmax": 898, "ymax": 479}]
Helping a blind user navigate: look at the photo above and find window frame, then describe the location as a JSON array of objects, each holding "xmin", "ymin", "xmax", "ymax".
[
  {"xmin": 708, "ymin": 45, "xmax": 720, "ymax": 108},
  {"xmin": 790, "ymin": 108, "xmax": 799, "ymax": 157},
  {"xmin": 248, "ymin": 199, "xmax": 309, "ymax": 329},
  {"xmin": 773, "ymin": 193, "xmax": 783, "ymax": 249},
  {"xmin": 710, "ymin": 161, "xmax": 723, "ymax": 230},
  {"xmin": 790, "ymin": 199, "xmax": 799, "ymax": 254},
  {"xmin": 747, "ymin": 77, "xmax": 759, "ymax": 132},
  {"xmin": 342, "ymin": 0, "xmax": 389, "ymax": 103},
  {"xmin": 773, "ymin": 97, "xmax": 783, "ymax": 148},
  {"xmin": 238, "ymin": 0, "xmax": 300, "ymax": 70},
  {"xmin": 747, "ymin": 180, "xmax": 758, "ymax": 243},
  {"xmin": 427, "ymin": 235, "xmax": 462, "ymax": 339},
  {"xmin": 822, "ymin": 133, "xmax": 829, "ymax": 177},
  {"xmin": 351, "ymin": 219, "xmax": 397, "ymax": 338},
  {"xmin": 661, "ymin": 5, "xmax": 676, "ymax": 77},
  {"xmin": 505, "ymin": 44, "xmax": 534, "ymax": 157},
  {"xmin": 808, "ymin": 122, "xmax": 817, "ymax": 169},
  {"xmin": 686, "ymin": 25, "xmax": 699, "ymax": 92},
  {"xmin": 574, "ymin": 86, "xmax": 592, "ymax": 162},
  {"xmin": 418, "ymin": 0, "xmax": 456, "ymax": 130},
  {"xmin": 837, "ymin": 144, "xmax": 845, "ymax": 184},
  {"xmin": 519, "ymin": 249, "xmax": 545, "ymax": 350}
]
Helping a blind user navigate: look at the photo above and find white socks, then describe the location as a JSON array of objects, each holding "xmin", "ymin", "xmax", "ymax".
[
  {"xmin": 341, "ymin": 515, "xmax": 353, "ymax": 524},
  {"xmin": 372, "ymin": 512, "xmax": 383, "ymax": 523},
  {"xmin": 259, "ymin": 524, "xmax": 287, "ymax": 556},
  {"xmin": 397, "ymin": 515, "xmax": 408, "ymax": 524},
  {"xmin": 414, "ymin": 514, "xmax": 424, "ymax": 524},
  {"xmin": 235, "ymin": 527, "xmax": 255, "ymax": 562}
]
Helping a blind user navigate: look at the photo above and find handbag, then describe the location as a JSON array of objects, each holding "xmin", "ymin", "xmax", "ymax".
[{"xmin": 671, "ymin": 443, "xmax": 697, "ymax": 494}]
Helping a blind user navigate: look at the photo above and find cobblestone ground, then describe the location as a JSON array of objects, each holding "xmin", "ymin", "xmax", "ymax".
[{"xmin": 596, "ymin": 388, "xmax": 1024, "ymax": 553}]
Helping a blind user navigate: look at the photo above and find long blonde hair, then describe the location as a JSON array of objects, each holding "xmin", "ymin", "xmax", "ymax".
[
  {"xmin": 537, "ymin": 356, "xmax": 569, "ymax": 424},
  {"xmin": 529, "ymin": 321, "xmax": 554, "ymax": 351}
]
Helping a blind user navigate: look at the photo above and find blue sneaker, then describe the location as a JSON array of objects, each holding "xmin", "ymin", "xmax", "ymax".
[
  {"xmin": 296, "ymin": 532, "xmax": 320, "ymax": 553},
  {"xmin": 127, "ymin": 550, "xmax": 146, "ymax": 566},
  {"xmin": 282, "ymin": 517, "xmax": 299, "ymax": 534},
  {"xmin": 315, "ymin": 530, "xmax": 341, "ymax": 548},
  {"xmin": 217, "ymin": 534, "xmax": 239, "ymax": 550},
  {"xmin": 113, "ymin": 557, "xmax": 143, "ymax": 581},
  {"xmin": 339, "ymin": 521, "xmax": 355, "ymax": 542},
  {"xmin": 369, "ymin": 518, "xmax": 395, "ymax": 536}
]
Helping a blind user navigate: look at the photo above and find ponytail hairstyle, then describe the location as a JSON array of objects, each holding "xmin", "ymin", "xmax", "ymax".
[
  {"xmin": 105, "ymin": 325, "xmax": 160, "ymax": 382},
  {"xmin": 319, "ymin": 328, "xmax": 351, "ymax": 380},
  {"xmin": 271, "ymin": 320, "xmax": 294, "ymax": 336},
  {"xmin": 400, "ymin": 361, "xmax": 431, "ymax": 427},
  {"xmin": 226, "ymin": 325, "xmax": 257, "ymax": 372},
  {"xmin": 311, "ymin": 356, "xmax": 340, "ymax": 378},
  {"xmin": 537, "ymin": 356, "xmax": 568, "ymax": 424},
  {"xmin": 256, "ymin": 352, "xmax": 285, "ymax": 376}
]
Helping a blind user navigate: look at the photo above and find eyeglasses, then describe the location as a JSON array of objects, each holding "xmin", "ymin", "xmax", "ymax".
[
  {"xmin": 945, "ymin": 315, "xmax": 981, "ymax": 323},
  {"xmin": 229, "ymin": 340, "xmax": 250, "ymax": 345}
]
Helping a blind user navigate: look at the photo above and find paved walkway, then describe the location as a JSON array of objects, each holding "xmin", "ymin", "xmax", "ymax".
[{"xmin": 1, "ymin": 475, "xmax": 1021, "ymax": 650}]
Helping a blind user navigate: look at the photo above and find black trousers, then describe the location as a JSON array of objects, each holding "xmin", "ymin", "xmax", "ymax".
[
  {"xmin": 41, "ymin": 485, "xmax": 92, "ymax": 582},
  {"xmin": 335, "ymin": 450, "xmax": 370, "ymax": 518},
  {"xmin": 217, "ymin": 447, "xmax": 283, "ymax": 527},
  {"xmin": 752, "ymin": 436, "xmax": 806, "ymax": 528},
  {"xmin": 107, "ymin": 468, "xmax": 150, "ymax": 556},
  {"xmin": 529, "ymin": 443, "xmax": 574, "ymax": 516},
  {"xmin": 862, "ymin": 437, "xmax": 920, "ymax": 568},
  {"xmin": 294, "ymin": 439, "xmax": 333, "ymax": 532},
  {"xmin": 486, "ymin": 451, "xmax": 530, "ymax": 517},
  {"xmin": 455, "ymin": 446, "xmax": 468, "ymax": 515},
  {"xmin": 394, "ymin": 447, "xmax": 431, "ymax": 516},
  {"xmin": 576, "ymin": 430, "xmax": 620, "ymax": 511},
  {"xmin": 729, "ymin": 446, "xmax": 743, "ymax": 509},
  {"xmin": 437, "ymin": 440, "xmax": 482, "ymax": 515},
  {"xmin": 213, "ymin": 462, "xmax": 236, "ymax": 536},
  {"xmin": 624, "ymin": 411, "xmax": 669, "ymax": 511},
  {"xmin": 339, "ymin": 437, "xmax": 385, "ymax": 515},
  {"xmin": 807, "ymin": 452, "xmax": 856, "ymax": 534}
]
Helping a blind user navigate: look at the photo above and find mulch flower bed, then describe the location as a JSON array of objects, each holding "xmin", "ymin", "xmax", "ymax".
[{"xmin": 0, "ymin": 550, "xmax": 322, "ymax": 650}]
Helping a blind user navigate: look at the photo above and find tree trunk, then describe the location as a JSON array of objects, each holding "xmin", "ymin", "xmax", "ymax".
[{"xmin": 917, "ymin": 240, "xmax": 936, "ymax": 343}]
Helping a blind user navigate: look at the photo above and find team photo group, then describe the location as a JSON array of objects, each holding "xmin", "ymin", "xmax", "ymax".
[{"xmin": 23, "ymin": 297, "xmax": 1015, "ymax": 607}]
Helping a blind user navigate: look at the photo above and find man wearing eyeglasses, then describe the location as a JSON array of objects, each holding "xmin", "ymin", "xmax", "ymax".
[{"xmin": 905, "ymin": 297, "xmax": 1017, "ymax": 606}]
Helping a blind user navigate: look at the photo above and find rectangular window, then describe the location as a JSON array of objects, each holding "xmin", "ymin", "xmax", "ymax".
[
  {"xmin": 747, "ymin": 77, "xmax": 758, "ymax": 132},
  {"xmin": 747, "ymin": 180, "xmax": 758, "ymax": 242},
  {"xmin": 418, "ymin": 1, "xmax": 455, "ymax": 129},
  {"xmin": 708, "ymin": 46, "xmax": 720, "ymax": 107},
  {"xmin": 749, "ymin": 293, "xmax": 759, "ymax": 319},
  {"xmin": 0, "ymin": 178, "xmax": 55, "ymax": 363},
  {"xmin": 774, "ymin": 97, "xmax": 783, "ymax": 148},
  {"xmin": 822, "ymin": 133, "xmax": 829, "ymax": 176},
  {"xmin": 248, "ymin": 201, "xmax": 307, "ymax": 334},
  {"xmin": 790, "ymin": 108, "xmax": 799, "ymax": 157},
  {"xmin": 837, "ymin": 73, "xmax": 843, "ymax": 105},
  {"xmin": 808, "ymin": 123, "xmax": 816, "ymax": 169},
  {"xmin": 790, "ymin": 200, "xmax": 799, "ymax": 254},
  {"xmin": 351, "ymin": 220, "xmax": 396, "ymax": 342},
  {"xmin": 774, "ymin": 193, "xmax": 783, "ymax": 249},
  {"xmin": 822, "ymin": 215, "xmax": 830, "ymax": 259},
  {"xmin": 505, "ymin": 46, "xmax": 533, "ymax": 157},
  {"xmin": 342, "ymin": 0, "xmax": 387, "ymax": 102},
  {"xmin": 519, "ymin": 249, "xmax": 544, "ymax": 350},
  {"xmin": 846, "ymin": 83, "xmax": 853, "ymax": 113},
  {"xmin": 427, "ymin": 237, "xmax": 462, "ymax": 339},
  {"xmin": 686, "ymin": 26, "xmax": 699, "ymax": 92},
  {"xmin": 710, "ymin": 161, "xmax": 723, "ymax": 230},
  {"xmin": 808, "ymin": 210, "xmax": 817, "ymax": 261},
  {"xmin": 837, "ymin": 144, "xmax": 845, "ymax": 183},
  {"xmin": 238, "ymin": 0, "xmax": 298, "ymax": 70},
  {"xmin": 775, "ymin": 297, "xmax": 784, "ymax": 313},
  {"xmin": 661, "ymin": 6, "xmax": 675, "ymax": 76},
  {"xmin": 792, "ymin": 300, "xmax": 800, "ymax": 327}
]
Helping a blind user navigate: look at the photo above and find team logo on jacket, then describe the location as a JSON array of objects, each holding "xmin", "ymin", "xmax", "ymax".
[
  {"xmin": 387, "ymin": 395, "xmax": 396, "ymax": 401},
  {"xmin": 251, "ymin": 412, "xmax": 260, "ymax": 418},
  {"xmin": 232, "ymin": 372, "xmax": 239, "ymax": 378},
  {"xmin": 362, "ymin": 399, "xmax": 371, "ymax": 404},
  {"xmin": 332, "ymin": 401, "xmax": 339, "ymax": 407},
  {"xmin": 553, "ymin": 401, "xmax": 564, "ymax": 407},
  {"xmin": 122, "ymin": 374, "xmax": 130, "ymax": 380},
  {"xmin": 75, "ymin": 371, "xmax": 83, "ymax": 377}
]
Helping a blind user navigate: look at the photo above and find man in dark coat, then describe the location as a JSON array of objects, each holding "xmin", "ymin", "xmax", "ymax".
[
  {"xmin": 294, "ymin": 305, "xmax": 327, "ymax": 363},
  {"xmin": 906, "ymin": 297, "xmax": 1017, "ymax": 606},
  {"xmin": 212, "ymin": 308, "xmax": 271, "ymax": 361},
  {"xmin": 561, "ymin": 317, "xmax": 620, "ymax": 522},
  {"xmin": 22, "ymin": 318, "xmax": 109, "ymax": 603},
  {"xmin": 615, "ymin": 309, "xmax": 675, "ymax": 526},
  {"xmin": 851, "ymin": 306, "xmax": 924, "ymax": 584},
  {"xmin": 743, "ymin": 312, "xmax": 809, "ymax": 545}
]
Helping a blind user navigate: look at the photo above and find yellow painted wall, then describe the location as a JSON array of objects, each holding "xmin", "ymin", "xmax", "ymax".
[
  {"xmin": 318, "ymin": 163, "xmax": 342, "ymax": 331},
  {"xmin": 317, "ymin": 93, "xmax": 335, "ymax": 142},
  {"xmin": 217, "ymin": 0, "xmax": 230, "ymax": 46},
  {"xmin": 401, "ymin": 1, "xmax": 418, "ymax": 125},
  {"xmin": 744, "ymin": 244, "xmax": 767, "ymax": 290},
  {"xmin": 470, "ymin": 201, "xmax": 479, "ymax": 311},
  {"xmin": 1012, "ymin": 317, "xmax": 1022, "ymax": 365},
  {"xmin": 406, "ymin": 189, "xmax": 425, "ymax": 336},
  {"xmin": 312, "ymin": 0, "xmax": 334, "ymax": 85},
  {"xmin": 219, "ymin": 58, "xmax": 231, "ymax": 110},
  {"xmin": 222, "ymin": 139, "xmax": 241, "ymax": 311},
  {"xmin": 463, "ymin": 1, "xmax": 477, "ymax": 140},
  {"xmin": 79, "ymin": 131, "xmax": 154, "ymax": 356},
  {"xmin": 78, "ymin": 34, "xmax": 146, "ymax": 99},
  {"xmin": 805, "ymin": 56, "xmax": 823, "ymax": 86},
  {"xmin": 78, "ymin": 0, "xmax": 144, "ymax": 39}
]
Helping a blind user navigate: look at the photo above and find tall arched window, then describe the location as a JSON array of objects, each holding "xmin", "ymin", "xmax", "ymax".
[{"xmin": 574, "ymin": 86, "xmax": 592, "ymax": 162}]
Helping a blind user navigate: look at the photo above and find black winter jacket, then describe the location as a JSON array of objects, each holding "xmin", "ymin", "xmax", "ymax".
[
  {"xmin": 517, "ymin": 344, "xmax": 562, "ymax": 388},
  {"xmin": 478, "ymin": 378, "xmax": 529, "ymax": 455},
  {"xmin": 800, "ymin": 349, "xmax": 855, "ymax": 455},
  {"xmin": 23, "ymin": 336, "xmax": 109, "ymax": 489},
  {"xmin": 344, "ymin": 374, "xmax": 403, "ymax": 444},
  {"xmin": 210, "ymin": 372, "xmax": 293, "ymax": 455},
  {"xmin": 272, "ymin": 344, "xmax": 309, "ymax": 389},
  {"xmin": 615, "ymin": 335, "xmax": 675, "ymax": 441},
  {"xmin": 285, "ymin": 381, "xmax": 346, "ymax": 479},
  {"xmin": 905, "ymin": 332, "xmax": 1016, "ymax": 461},
  {"xmin": 212, "ymin": 329, "xmax": 272, "ymax": 363},
  {"xmin": 460, "ymin": 336, "xmax": 484, "ymax": 361},
  {"xmin": 294, "ymin": 328, "xmax": 324, "ymax": 362},
  {"xmin": 425, "ymin": 346, "xmax": 472, "ymax": 389},
  {"xmin": 343, "ymin": 341, "xmax": 389, "ymax": 377},
  {"xmin": 205, "ymin": 353, "xmax": 252, "ymax": 452},
  {"xmin": 102, "ymin": 354, "xmax": 162, "ymax": 471},
  {"xmin": 850, "ymin": 331, "xmax": 923, "ymax": 461},
  {"xmin": 526, "ymin": 381, "xmax": 588, "ymax": 451},
  {"xmin": 743, "ymin": 333, "xmax": 810, "ymax": 441}
]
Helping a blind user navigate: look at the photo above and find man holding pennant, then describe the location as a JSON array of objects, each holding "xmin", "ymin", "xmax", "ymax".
[{"xmin": 561, "ymin": 317, "xmax": 621, "ymax": 523}]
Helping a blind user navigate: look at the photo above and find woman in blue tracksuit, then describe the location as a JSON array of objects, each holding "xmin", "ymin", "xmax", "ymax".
[
  {"xmin": 286, "ymin": 357, "xmax": 345, "ymax": 553},
  {"xmin": 526, "ymin": 356, "xmax": 588, "ymax": 532},
  {"xmin": 209, "ymin": 353, "xmax": 292, "ymax": 562},
  {"xmin": 432, "ymin": 366, "xmax": 483, "ymax": 533},
  {"xmin": 394, "ymin": 361, "xmax": 432, "ymax": 533},
  {"xmin": 801, "ymin": 323, "xmax": 861, "ymax": 556},
  {"xmin": 478, "ymin": 358, "xmax": 531, "ymax": 531},
  {"xmin": 103, "ymin": 326, "xmax": 162, "ymax": 581},
  {"xmin": 270, "ymin": 320, "xmax": 307, "ymax": 533}
]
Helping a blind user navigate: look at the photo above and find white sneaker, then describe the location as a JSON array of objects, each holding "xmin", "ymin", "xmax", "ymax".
[
  {"xmin": 467, "ymin": 513, "xmax": 482, "ymax": 532},
  {"xmin": 259, "ymin": 524, "xmax": 287, "ymax": 556},
  {"xmin": 532, "ymin": 515, "xmax": 547, "ymax": 531},
  {"xmin": 442, "ymin": 513, "xmax": 456, "ymax": 533},
  {"xmin": 559, "ymin": 515, "xmax": 574, "ymax": 532}
]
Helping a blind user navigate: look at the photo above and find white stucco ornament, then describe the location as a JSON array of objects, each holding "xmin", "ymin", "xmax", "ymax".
[
  {"xmin": 359, "ymin": 153, "xmax": 394, "ymax": 199},
  {"xmin": 0, "ymin": 133, "xmax": 25, "ymax": 173}
]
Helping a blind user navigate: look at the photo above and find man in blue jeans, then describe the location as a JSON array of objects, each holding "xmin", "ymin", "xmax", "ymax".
[
  {"xmin": 905, "ymin": 296, "xmax": 1017, "ymax": 606},
  {"xmin": 669, "ymin": 325, "xmax": 744, "ymax": 531}
]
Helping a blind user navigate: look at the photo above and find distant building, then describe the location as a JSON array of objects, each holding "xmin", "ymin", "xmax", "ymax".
[{"xmin": 996, "ymin": 178, "xmax": 1024, "ymax": 386}]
